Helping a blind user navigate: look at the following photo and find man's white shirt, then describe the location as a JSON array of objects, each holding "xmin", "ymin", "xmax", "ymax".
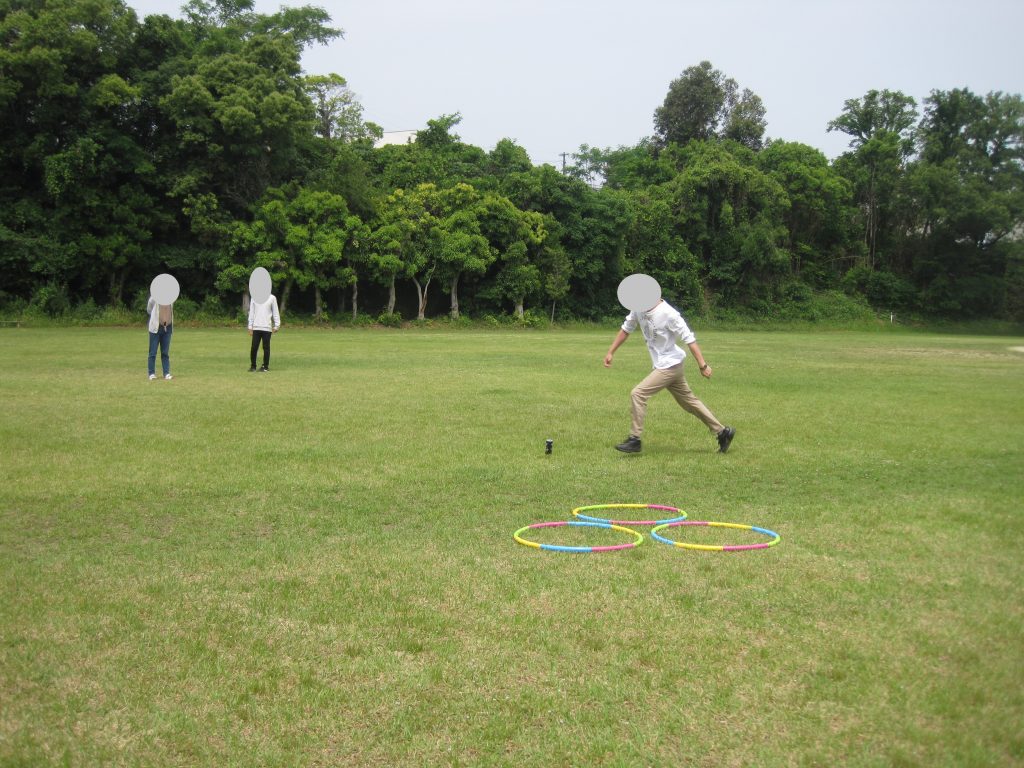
[
  {"xmin": 248, "ymin": 295, "xmax": 281, "ymax": 331},
  {"xmin": 621, "ymin": 300, "xmax": 696, "ymax": 369}
]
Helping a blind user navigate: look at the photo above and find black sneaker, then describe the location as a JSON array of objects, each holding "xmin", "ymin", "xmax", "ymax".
[
  {"xmin": 248, "ymin": 366, "xmax": 257, "ymax": 372},
  {"xmin": 259, "ymin": 366, "xmax": 269, "ymax": 373},
  {"xmin": 717, "ymin": 426, "xmax": 736, "ymax": 453},
  {"xmin": 615, "ymin": 436, "xmax": 642, "ymax": 453}
]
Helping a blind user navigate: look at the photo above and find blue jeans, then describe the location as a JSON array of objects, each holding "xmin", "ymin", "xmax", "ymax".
[{"xmin": 148, "ymin": 325, "xmax": 172, "ymax": 376}]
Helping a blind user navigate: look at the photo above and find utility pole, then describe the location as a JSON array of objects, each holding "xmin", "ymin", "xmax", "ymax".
[{"xmin": 559, "ymin": 152, "xmax": 569, "ymax": 172}]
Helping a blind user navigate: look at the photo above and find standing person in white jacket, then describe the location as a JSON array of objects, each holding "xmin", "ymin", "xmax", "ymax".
[
  {"xmin": 147, "ymin": 295, "xmax": 174, "ymax": 380},
  {"xmin": 247, "ymin": 294, "xmax": 281, "ymax": 372}
]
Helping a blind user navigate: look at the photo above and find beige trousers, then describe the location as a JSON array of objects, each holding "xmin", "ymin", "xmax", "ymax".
[{"xmin": 630, "ymin": 363, "xmax": 723, "ymax": 438}]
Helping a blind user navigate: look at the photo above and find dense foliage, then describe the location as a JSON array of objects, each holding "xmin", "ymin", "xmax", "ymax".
[{"xmin": 2, "ymin": 0, "xmax": 1023, "ymax": 322}]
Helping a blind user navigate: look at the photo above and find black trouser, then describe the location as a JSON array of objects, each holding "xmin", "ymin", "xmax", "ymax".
[{"xmin": 250, "ymin": 330, "xmax": 272, "ymax": 368}]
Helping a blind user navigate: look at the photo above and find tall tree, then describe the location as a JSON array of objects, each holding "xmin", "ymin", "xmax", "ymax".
[
  {"xmin": 251, "ymin": 186, "xmax": 360, "ymax": 319},
  {"xmin": 160, "ymin": 1, "xmax": 340, "ymax": 240},
  {"xmin": 304, "ymin": 72, "xmax": 378, "ymax": 142},
  {"xmin": 654, "ymin": 61, "xmax": 766, "ymax": 150},
  {"xmin": 758, "ymin": 141, "xmax": 856, "ymax": 284},
  {"xmin": 477, "ymin": 195, "xmax": 547, "ymax": 317},
  {"xmin": 367, "ymin": 188, "xmax": 423, "ymax": 315},
  {"xmin": 429, "ymin": 184, "xmax": 493, "ymax": 320},
  {"xmin": 662, "ymin": 140, "xmax": 788, "ymax": 308},
  {"xmin": 723, "ymin": 88, "xmax": 768, "ymax": 151},
  {"xmin": 828, "ymin": 89, "xmax": 918, "ymax": 269},
  {"xmin": 0, "ymin": 0, "xmax": 160, "ymax": 304},
  {"xmin": 654, "ymin": 61, "xmax": 727, "ymax": 147},
  {"xmin": 904, "ymin": 88, "xmax": 1024, "ymax": 315}
]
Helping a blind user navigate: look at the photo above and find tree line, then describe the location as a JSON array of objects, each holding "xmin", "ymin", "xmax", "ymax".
[{"xmin": 2, "ymin": 0, "xmax": 1023, "ymax": 323}]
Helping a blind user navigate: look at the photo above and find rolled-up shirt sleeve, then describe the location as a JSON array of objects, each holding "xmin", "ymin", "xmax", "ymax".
[
  {"xmin": 621, "ymin": 311, "xmax": 638, "ymax": 334},
  {"xmin": 668, "ymin": 313, "xmax": 695, "ymax": 345}
]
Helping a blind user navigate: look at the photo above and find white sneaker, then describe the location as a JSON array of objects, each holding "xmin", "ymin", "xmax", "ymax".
[
  {"xmin": 148, "ymin": 374, "xmax": 156, "ymax": 380},
  {"xmin": 164, "ymin": 374, "xmax": 173, "ymax": 380}
]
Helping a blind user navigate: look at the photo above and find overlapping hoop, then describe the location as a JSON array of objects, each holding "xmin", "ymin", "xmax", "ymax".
[
  {"xmin": 650, "ymin": 520, "xmax": 780, "ymax": 552},
  {"xmin": 513, "ymin": 520, "xmax": 644, "ymax": 553},
  {"xmin": 572, "ymin": 503, "xmax": 687, "ymax": 526}
]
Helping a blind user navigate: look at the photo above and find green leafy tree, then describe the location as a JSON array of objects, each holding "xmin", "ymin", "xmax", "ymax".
[
  {"xmin": 477, "ymin": 195, "xmax": 547, "ymax": 317},
  {"xmin": 662, "ymin": 140, "xmax": 789, "ymax": 308},
  {"xmin": 215, "ymin": 217, "xmax": 275, "ymax": 312},
  {"xmin": 621, "ymin": 186, "xmax": 702, "ymax": 310},
  {"xmin": 367, "ymin": 188, "xmax": 425, "ymax": 315},
  {"xmin": 304, "ymin": 72, "xmax": 379, "ymax": 143},
  {"xmin": 758, "ymin": 141, "xmax": 856, "ymax": 284},
  {"xmin": 430, "ymin": 184, "xmax": 493, "ymax": 319},
  {"xmin": 723, "ymin": 88, "xmax": 768, "ymax": 151},
  {"xmin": 499, "ymin": 164, "xmax": 629, "ymax": 318},
  {"xmin": 654, "ymin": 61, "xmax": 766, "ymax": 150},
  {"xmin": 251, "ymin": 186, "xmax": 359, "ymax": 318},
  {"xmin": 376, "ymin": 184, "xmax": 440, "ymax": 320},
  {"xmin": 828, "ymin": 89, "xmax": 918, "ymax": 269},
  {"xmin": 0, "ymin": 0, "xmax": 163, "ymax": 304},
  {"xmin": 487, "ymin": 139, "xmax": 533, "ymax": 179},
  {"xmin": 903, "ymin": 88, "xmax": 1024, "ymax": 315},
  {"xmin": 160, "ymin": 0, "xmax": 340, "ymax": 236}
]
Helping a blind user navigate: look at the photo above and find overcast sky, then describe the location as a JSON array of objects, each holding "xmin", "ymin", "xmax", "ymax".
[{"xmin": 128, "ymin": 0, "xmax": 1024, "ymax": 167}]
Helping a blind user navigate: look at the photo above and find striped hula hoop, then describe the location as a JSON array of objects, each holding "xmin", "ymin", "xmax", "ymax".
[
  {"xmin": 513, "ymin": 520, "xmax": 643, "ymax": 553},
  {"xmin": 650, "ymin": 520, "xmax": 780, "ymax": 552}
]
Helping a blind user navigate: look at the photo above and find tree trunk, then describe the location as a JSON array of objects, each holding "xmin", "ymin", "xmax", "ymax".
[
  {"xmin": 865, "ymin": 166, "xmax": 878, "ymax": 269},
  {"xmin": 514, "ymin": 298, "xmax": 524, "ymax": 318},
  {"xmin": 281, "ymin": 278, "xmax": 293, "ymax": 315},
  {"xmin": 450, "ymin": 272, "xmax": 460, "ymax": 319},
  {"xmin": 412, "ymin": 275, "xmax": 431, "ymax": 320},
  {"xmin": 387, "ymin": 276, "xmax": 396, "ymax": 314},
  {"xmin": 351, "ymin": 279, "xmax": 358, "ymax": 321},
  {"xmin": 109, "ymin": 268, "xmax": 126, "ymax": 306},
  {"xmin": 550, "ymin": 300, "xmax": 556, "ymax": 323},
  {"xmin": 314, "ymin": 284, "xmax": 323, "ymax": 320},
  {"xmin": 242, "ymin": 290, "xmax": 250, "ymax": 315}
]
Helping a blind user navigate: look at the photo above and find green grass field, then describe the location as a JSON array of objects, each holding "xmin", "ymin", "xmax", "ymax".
[{"xmin": 2, "ymin": 326, "xmax": 1023, "ymax": 767}]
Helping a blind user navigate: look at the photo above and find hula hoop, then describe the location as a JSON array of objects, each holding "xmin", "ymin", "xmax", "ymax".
[
  {"xmin": 650, "ymin": 520, "xmax": 780, "ymax": 552},
  {"xmin": 572, "ymin": 503, "xmax": 687, "ymax": 526},
  {"xmin": 513, "ymin": 520, "xmax": 643, "ymax": 553}
]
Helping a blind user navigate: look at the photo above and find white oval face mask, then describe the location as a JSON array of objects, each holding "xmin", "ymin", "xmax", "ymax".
[
  {"xmin": 249, "ymin": 267, "xmax": 272, "ymax": 304},
  {"xmin": 150, "ymin": 273, "xmax": 180, "ymax": 304},
  {"xmin": 617, "ymin": 273, "xmax": 661, "ymax": 313}
]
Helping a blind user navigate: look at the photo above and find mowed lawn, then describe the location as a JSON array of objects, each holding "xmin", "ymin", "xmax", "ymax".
[{"xmin": 2, "ymin": 326, "xmax": 1023, "ymax": 767}]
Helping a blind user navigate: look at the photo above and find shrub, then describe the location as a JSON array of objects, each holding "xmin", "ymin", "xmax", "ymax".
[
  {"xmin": 842, "ymin": 267, "xmax": 916, "ymax": 310},
  {"xmin": 194, "ymin": 295, "xmax": 227, "ymax": 322},
  {"xmin": 377, "ymin": 311, "xmax": 403, "ymax": 328},
  {"xmin": 71, "ymin": 298, "xmax": 103, "ymax": 322},
  {"xmin": 0, "ymin": 293, "xmax": 28, "ymax": 317},
  {"xmin": 29, "ymin": 283, "xmax": 70, "ymax": 317},
  {"xmin": 170, "ymin": 296, "xmax": 199, "ymax": 320},
  {"xmin": 519, "ymin": 309, "xmax": 549, "ymax": 328},
  {"xmin": 442, "ymin": 314, "xmax": 474, "ymax": 329}
]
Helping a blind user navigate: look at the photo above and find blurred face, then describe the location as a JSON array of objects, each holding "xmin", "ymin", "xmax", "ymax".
[{"xmin": 617, "ymin": 273, "xmax": 661, "ymax": 313}]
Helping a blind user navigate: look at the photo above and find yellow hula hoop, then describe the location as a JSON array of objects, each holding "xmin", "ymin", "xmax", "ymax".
[
  {"xmin": 571, "ymin": 503, "xmax": 687, "ymax": 526},
  {"xmin": 650, "ymin": 520, "xmax": 780, "ymax": 552},
  {"xmin": 513, "ymin": 520, "xmax": 643, "ymax": 553}
]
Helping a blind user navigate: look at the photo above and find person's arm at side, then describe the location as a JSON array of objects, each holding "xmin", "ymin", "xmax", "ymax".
[
  {"xmin": 687, "ymin": 341, "xmax": 713, "ymax": 378},
  {"xmin": 604, "ymin": 329, "xmax": 629, "ymax": 367},
  {"xmin": 247, "ymin": 299, "xmax": 255, "ymax": 336},
  {"xmin": 272, "ymin": 296, "xmax": 280, "ymax": 333}
]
